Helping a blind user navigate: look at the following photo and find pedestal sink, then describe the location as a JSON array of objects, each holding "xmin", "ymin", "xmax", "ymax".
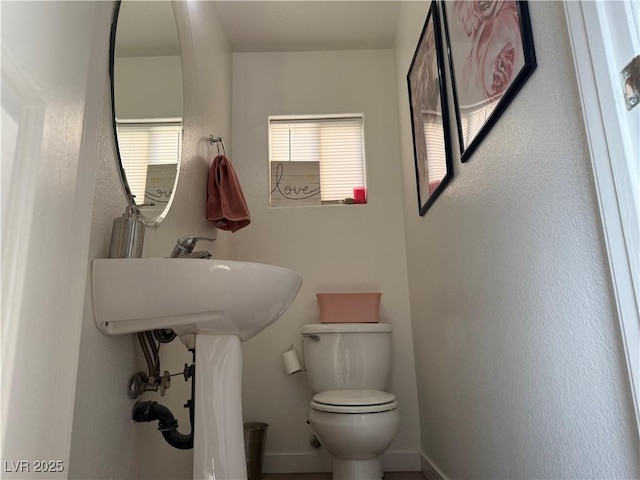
[{"xmin": 91, "ymin": 258, "xmax": 302, "ymax": 480}]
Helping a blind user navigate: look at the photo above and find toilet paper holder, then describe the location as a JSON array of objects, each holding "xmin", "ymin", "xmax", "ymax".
[{"xmin": 282, "ymin": 345, "xmax": 304, "ymax": 375}]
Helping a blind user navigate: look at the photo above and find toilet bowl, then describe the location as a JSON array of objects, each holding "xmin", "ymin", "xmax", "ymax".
[
  {"xmin": 308, "ymin": 389, "xmax": 399, "ymax": 480},
  {"xmin": 301, "ymin": 323, "xmax": 399, "ymax": 480}
]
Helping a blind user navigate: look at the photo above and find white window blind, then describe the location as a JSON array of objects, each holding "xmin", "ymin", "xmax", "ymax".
[
  {"xmin": 269, "ymin": 115, "xmax": 365, "ymax": 202},
  {"xmin": 459, "ymin": 98, "xmax": 499, "ymax": 149},
  {"xmin": 116, "ymin": 122, "xmax": 182, "ymax": 202},
  {"xmin": 422, "ymin": 113, "xmax": 447, "ymax": 184}
]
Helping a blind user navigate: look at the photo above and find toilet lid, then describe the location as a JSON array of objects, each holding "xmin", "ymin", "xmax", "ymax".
[{"xmin": 311, "ymin": 390, "xmax": 397, "ymax": 414}]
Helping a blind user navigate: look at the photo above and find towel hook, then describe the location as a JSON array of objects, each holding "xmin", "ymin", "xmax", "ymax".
[{"xmin": 209, "ymin": 135, "xmax": 227, "ymax": 157}]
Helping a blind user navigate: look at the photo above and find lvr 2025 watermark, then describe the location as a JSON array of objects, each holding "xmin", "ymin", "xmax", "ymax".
[{"xmin": 3, "ymin": 460, "xmax": 65, "ymax": 473}]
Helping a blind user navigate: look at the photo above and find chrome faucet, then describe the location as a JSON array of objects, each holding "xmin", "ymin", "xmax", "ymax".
[{"xmin": 170, "ymin": 236, "xmax": 215, "ymax": 259}]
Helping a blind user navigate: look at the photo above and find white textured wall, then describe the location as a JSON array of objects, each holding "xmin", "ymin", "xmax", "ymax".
[
  {"xmin": 68, "ymin": 85, "xmax": 142, "ymax": 480},
  {"xmin": 394, "ymin": 1, "xmax": 640, "ymax": 478},
  {"xmin": 2, "ymin": 1, "xmax": 112, "ymax": 477},
  {"xmin": 231, "ymin": 50, "xmax": 420, "ymax": 472},
  {"xmin": 69, "ymin": 2, "xmax": 232, "ymax": 479}
]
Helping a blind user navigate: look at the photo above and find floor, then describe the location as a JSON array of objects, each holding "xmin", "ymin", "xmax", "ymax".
[{"xmin": 263, "ymin": 473, "xmax": 427, "ymax": 479}]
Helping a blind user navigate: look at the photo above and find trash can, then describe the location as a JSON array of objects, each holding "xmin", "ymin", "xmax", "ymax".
[{"xmin": 244, "ymin": 422, "xmax": 268, "ymax": 479}]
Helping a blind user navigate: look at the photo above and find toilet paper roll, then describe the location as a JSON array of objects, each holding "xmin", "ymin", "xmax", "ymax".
[{"xmin": 282, "ymin": 349, "xmax": 302, "ymax": 375}]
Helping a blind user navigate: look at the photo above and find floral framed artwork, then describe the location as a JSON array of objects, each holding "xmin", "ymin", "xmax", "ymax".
[
  {"xmin": 442, "ymin": 0, "xmax": 536, "ymax": 162},
  {"xmin": 407, "ymin": 2, "xmax": 454, "ymax": 216}
]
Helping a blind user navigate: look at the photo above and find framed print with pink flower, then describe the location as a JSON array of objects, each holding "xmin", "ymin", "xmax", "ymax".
[
  {"xmin": 407, "ymin": 2, "xmax": 454, "ymax": 216},
  {"xmin": 442, "ymin": 0, "xmax": 536, "ymax": 162}
]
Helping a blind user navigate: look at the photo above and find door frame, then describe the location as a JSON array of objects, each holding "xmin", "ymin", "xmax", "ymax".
[
  {"xmin": 1, "ymin": 2, "xmax": 113, "ymax": 472},
  {"xmin": 564, "ymin": 0, "xmax": 640, "ymax": 436}
]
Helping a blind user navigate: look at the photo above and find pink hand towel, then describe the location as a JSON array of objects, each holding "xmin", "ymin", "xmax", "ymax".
[{"xmin": 206, "ymin": 155, "xmax": 251, "ymax": 232}]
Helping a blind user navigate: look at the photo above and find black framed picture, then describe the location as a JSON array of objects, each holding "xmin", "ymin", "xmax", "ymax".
[
  {"xmin": 442, "ymin": 0, "xmax": 537, "ymax": 162},
  {"xmin": 407, "ymin": 2, "xmax": 454, "ymax": 216}
]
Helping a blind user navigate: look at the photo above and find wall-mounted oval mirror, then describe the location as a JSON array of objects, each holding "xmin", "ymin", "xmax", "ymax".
[{"xmin": 110, "ymin": 1, "xmax": 184, "ymax": 226}]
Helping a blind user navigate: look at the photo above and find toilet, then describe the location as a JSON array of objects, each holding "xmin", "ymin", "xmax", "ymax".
[{"xmin": 301, "ymin": 323, "xmax": 399, "ymax": 480}]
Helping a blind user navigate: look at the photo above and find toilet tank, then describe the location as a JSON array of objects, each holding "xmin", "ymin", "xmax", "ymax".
[{"xmin": 301, "ymin": 323, "xmax": 392, "ymax": 393}]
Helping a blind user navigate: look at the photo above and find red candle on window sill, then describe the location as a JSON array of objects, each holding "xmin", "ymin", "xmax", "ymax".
[{"xmin": 353, "ymin": 187, "xmax": 366, "ymax": 204}]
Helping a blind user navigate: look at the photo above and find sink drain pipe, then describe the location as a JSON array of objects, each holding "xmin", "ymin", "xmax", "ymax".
[
  {"xmin": 132, "ymin": 400, "xmax": 193, "ymax": 449},
  {"xmin": 132, "ymin": 349, "xmax": 195, "ymax": 450}
]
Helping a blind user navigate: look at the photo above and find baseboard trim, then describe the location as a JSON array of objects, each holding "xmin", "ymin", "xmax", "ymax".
[
  {"xmin": 420, "ymin": 452, "xmax": 448, "ymax": 480},
  {"xmin": 263, "ymin": 450, "xmax": 421, "ymax": 474},
  {"xmin": 263, "ymin": 451, "xmax": 332, "ymax": 473},
  {"xmin": 382, "ymin": 451, "xmax": 421, "ymax": 471}
]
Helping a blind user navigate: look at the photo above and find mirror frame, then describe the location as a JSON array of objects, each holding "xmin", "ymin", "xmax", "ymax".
[
  {"xmin": 109, "ymin": 1, "xmax": 130, "ymax": 200},
  {"xmin": 108, "ymin": 0, "xmax": 184, "ymax": 227}
]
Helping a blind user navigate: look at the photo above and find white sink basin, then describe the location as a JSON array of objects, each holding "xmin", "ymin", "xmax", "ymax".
[{"xmin": 91, "ymin": 258, "xmax": 302, "ymax": 340}]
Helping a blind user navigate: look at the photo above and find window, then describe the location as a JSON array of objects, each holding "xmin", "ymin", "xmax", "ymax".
[
  {"xmin": 115, "ymin": 120, "xmax": 182, "ymax": 204},
  {"xmin": 269, "ymin": 115, "xmax": 366, "ymax": 204}
]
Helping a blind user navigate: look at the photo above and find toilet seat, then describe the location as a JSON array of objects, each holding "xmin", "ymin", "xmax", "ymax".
[{"xmin": 311, "ymin": 389, "xmax": 397, "ymax": 414}]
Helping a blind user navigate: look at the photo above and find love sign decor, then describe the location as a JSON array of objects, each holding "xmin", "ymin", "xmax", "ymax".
[{"xmin": 270, "ymin": 161, "xmax": 321, "ymax": 206}]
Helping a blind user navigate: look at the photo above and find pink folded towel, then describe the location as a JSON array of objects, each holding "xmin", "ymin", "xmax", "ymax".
[{"xmin": 206, "ymin": 155, "xmax": 251, "ymax": 232}]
